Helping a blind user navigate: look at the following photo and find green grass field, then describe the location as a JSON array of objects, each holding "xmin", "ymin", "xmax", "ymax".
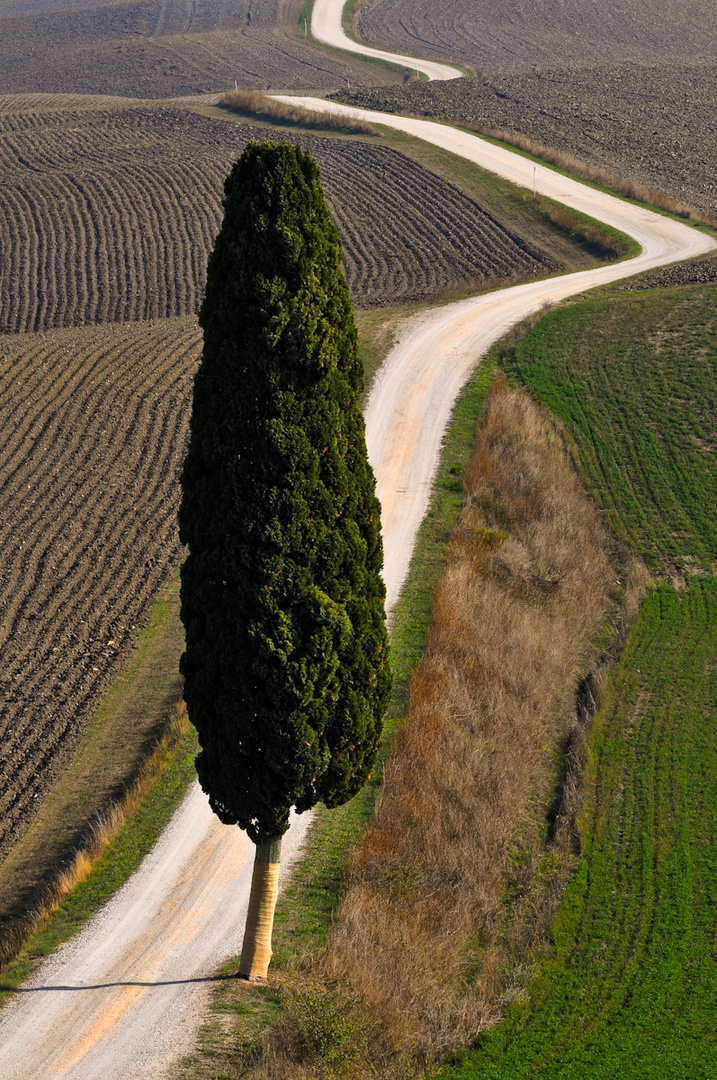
[
  {"xmin": 496, "ymin": 283, "xmax": 717, "ymax": 571},
  {"xmin": 439, "ymin": 578, "xmax": 717, "ymax": 1079},
  {"xmin": 435, "ymin": 281, "xmax": 717, "ymax": 1078}
]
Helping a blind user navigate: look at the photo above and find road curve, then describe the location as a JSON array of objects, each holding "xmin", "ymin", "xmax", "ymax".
[
  {"xmin": 1, "ymin": 8, "xmax": 715, "ymax": 1079},
  {"xmin": 271, "ymin": 95, "xmax": 716, "ymax": 605},
  {"xmin": 311, "ymin": 0, "xmax": 463, "ymax": 81}
]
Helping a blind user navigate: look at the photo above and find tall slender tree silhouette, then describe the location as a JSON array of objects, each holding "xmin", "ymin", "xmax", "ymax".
[{"xmin": 179, "ymin": 141, "xmax": 391, "ymax": 979}]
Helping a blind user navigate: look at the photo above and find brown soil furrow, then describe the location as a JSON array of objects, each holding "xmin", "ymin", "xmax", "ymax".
[
  {"xmin": 68, "ymin": 173, "xmax": 117, "ymax": 327},
  {"xmin": 0, "ymin": 324, "xmax": 195, "ymax": 607},
  {"xmin": 0, "ymin": 406, "xmax": 188, "ymax": 789},
  {"xmin": 0, "ymin": 319, "xmax": 201, "ymax": 855},
  {"xmin": 118, "ymin": 166, "xmax": 170, "ymax": 322},
  {"xmin": 1, "ymin": 338, "xmax": 157, "ymax": 528},
  {"xmin": 1, "ymin": 185, "xmax": 40, "ymax": 333},
  {"xmin": 1, "ymin": 362, "xmax": 190, "ymax": 607},
  {"xmin": 0, "ymin": 102, "xmax": 556, "ymax": 333}
]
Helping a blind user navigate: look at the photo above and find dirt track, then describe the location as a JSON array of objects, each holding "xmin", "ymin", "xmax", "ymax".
[
  {"xmin": 0, "ymin": 95, "xmax": 555, "ymax": 334},
  {"xmin": 312, "ymin": 0, "xmax": 461, "ymax": 80},
  {"xmin": 340, "ymin": 64, "xmax": 717, "ymax": 218}
]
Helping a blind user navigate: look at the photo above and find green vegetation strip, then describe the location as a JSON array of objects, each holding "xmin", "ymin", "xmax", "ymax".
[
  {"xmin": 496, "ymin": 283, "xmax": 717, "ymax": 571},
  {"xmin": 439, "ymin": 577, "xmax": 717, "ymax": 1079},
  {"xmin": 373, "ymin": 126, "xmax": 638, "ymax": 272},
  {"xmin": 274, "ymin": 358, "xmax": 496, "ymax": 959}
]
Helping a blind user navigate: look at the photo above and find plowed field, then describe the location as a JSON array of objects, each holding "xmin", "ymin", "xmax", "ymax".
[
  {"xmin": 0, "ymin": 316, "xmax": 201, "ymax": 861},
  {"xmin": 0, "ymin": 0, "xmax": 389, "ymax": 97},
  {"xmin": 355, "ymin": 0, "xmax": 717, "ymax": 71},
  {"xmin": 343, "ymin": 63, "xmax": 717, "ymax": 219},
  {"xmin": 0, "ymin": 97, "xmax": 555, "ymax": 333}
]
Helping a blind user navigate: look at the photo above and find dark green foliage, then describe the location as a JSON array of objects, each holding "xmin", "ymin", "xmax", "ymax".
[{"xmin": 179, "ymin": 142, "xmax": 390, "ymax": 843}]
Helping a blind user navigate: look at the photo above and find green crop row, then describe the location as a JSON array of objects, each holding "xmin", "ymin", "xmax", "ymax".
[
  {"xmin": 439, "ymin": 577, "xmax": 717, "ymax": 1079},
  {"xmin": 495, "ymin": 283, "xmax": 717, "ymax": 572}
]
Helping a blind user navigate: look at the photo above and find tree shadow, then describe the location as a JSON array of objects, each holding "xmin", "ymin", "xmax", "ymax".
[{"xmin": 0, "ymin": 974, "xmax": 242, "ymax": 993}]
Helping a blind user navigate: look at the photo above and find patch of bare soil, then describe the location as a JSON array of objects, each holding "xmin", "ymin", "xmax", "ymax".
[
  {"xmin": 0, "ymin": 317, "xmax": 200, "ymax": 867},
  {"xmin": 620, "ymin": 254, "xmax": 717, "ymax": 290},
  {"xmin": 339, "ymin": 64, "xmax": 717, "ymax": 217},
  {"xmin": 0, "ymin": 0, "xmax": 391, "ymax": 97},
  {"xmin": 0, "ymin": 97, "xmax": 556, "ymax": 334},
  {"xmin": 355, "ymin": 0, "xmax": 717, "ymax": 72}
]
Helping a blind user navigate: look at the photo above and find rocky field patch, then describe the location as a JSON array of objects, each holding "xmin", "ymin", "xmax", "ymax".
[
  {"xmin": 355, "ymin": 0, "xmax": 717, "ymax": 72},
  {"xmin": 0, "ymin": 0, "xmax": 389, "ymax": 97}
]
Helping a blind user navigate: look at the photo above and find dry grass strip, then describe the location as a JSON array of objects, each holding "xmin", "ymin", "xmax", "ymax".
[
  {"xmin": 219, "ymin": 90, "xmax": 375, "ymax": 136},
  {"xmin": 261, "ymin": 382, "xmax": 649, "ymax": 1078},
  {"xmin": 458, "ymin": 118, "xmax": 717, "ymax": 229}
]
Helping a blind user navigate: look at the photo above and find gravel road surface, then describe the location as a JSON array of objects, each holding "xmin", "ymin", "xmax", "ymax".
[{"xmin": 0, "ymin": 3, "xmax": 713, "ymax": 1076}]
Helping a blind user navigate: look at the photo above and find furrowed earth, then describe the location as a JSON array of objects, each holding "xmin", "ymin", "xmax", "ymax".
[
  {"xmin": 0, "ymin": 0, "xmax": 390, "ymax": 96},
  {"xmin": 0, "ymin": 95, "xmax": 557, "ymax": 336}
]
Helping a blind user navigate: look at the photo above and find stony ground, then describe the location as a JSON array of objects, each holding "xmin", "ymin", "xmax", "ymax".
[
  {"xmin": 0, "ymin": 0, "xmax": 389, "ymax": 96},
  {"xmin": 355, "ymin": 0, "xmax": 717, "ymax": 72},
  {"xmin": 339, "ymin": 64, "xmax": 717, "ymax": 218}
]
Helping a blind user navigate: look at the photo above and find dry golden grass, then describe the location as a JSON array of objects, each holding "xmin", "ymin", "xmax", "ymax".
[
  {"xmin": 509, "ymin": 189, "xmax": 622, "ymax": 259},
  {"xmin": 219, "ymin": 90, "xmax": 375, "ymax": 135},
  {"xmin": 0, "ymin": 701, "xmax": 189, "ymax": 969},
  {"xmin": 261, "ymin": 382, "xmax": 648, "ymax": 1078}
]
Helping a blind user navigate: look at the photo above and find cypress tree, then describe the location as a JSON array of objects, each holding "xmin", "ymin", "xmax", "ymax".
[{"xmin": 178, "ymin": 141, "xmax": 391, "ymax": 979}]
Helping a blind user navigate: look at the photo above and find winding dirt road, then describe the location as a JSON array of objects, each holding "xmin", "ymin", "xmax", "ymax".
[
  {"xmin": 311, "ymin": 0, "xmax": 463, "ymax": 81},
  {"xmin": 0, "ymin": 1, "xmax": 714, "ymax": 1076}
]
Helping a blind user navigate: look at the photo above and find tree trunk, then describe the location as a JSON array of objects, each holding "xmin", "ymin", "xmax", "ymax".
[{"xmin": 237, "ymin": 836, "xmax": 282, "ymax": 980}]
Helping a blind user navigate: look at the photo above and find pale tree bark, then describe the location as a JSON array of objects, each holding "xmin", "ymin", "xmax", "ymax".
[{"xmin": 238, "ymin": 836, "xmax": 283, "ymax": 980}]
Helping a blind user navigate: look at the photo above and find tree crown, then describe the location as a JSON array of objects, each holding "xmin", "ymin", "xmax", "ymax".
[{"xmin": 179, "ymin": 141, "xmax": 391, "ymax": 842}]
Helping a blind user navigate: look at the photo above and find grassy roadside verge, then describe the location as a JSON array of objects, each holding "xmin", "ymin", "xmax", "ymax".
[
  {"xmin": 429, "ymin": 279, "xmax": 717, "ymax": 1077},
  {"xmin": 218, "ymin": 89, "xmax": 376, "ymax": 136},
  {"xmin": 176, "ymin": 353, "xmax": 499, "ymax": 1080},
  {"xmin": 495, "ymin": 283, "xmax": 717, "ymax": 572},
  {"xmin": 368, "ymin": 125, "xmax": 638, "ymax": 271},
  {"xmin": 446, "ymin": 120, "xmax": 717, "ymax": 232}
]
